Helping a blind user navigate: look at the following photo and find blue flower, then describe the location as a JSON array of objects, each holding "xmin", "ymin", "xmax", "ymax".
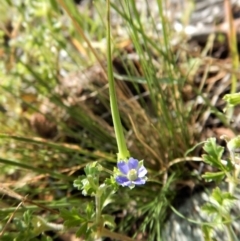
[{"xmin": 115, "ymin": 157, "xmax": 147, "ymax": 189}]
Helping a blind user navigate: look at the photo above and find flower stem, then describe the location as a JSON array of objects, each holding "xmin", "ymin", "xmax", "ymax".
[
  {"xmin": 95, "ymin": 192, "xmax": 101, "ymax": 226},
  {"xmin": 106, "ymin": 0, "xmax": 130, "ymax": 160}
]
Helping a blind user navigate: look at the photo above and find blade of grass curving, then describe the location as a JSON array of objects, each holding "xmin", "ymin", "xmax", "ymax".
[
  {"xmin": 111, "ymin": 4, "xmax": 192, "ymax": 239},
  {"xmin": 110, "ymin": 2, "xmax": 171, "ymax": 63},
  {"xmin": 0, "ymin": 157, "xmax": 73, "ymax": 181},
  {"xmin": 0, "ymin": 133, "xmax": 116, "ymax": 163},
  {"xmin": 117, "ymin": 1, "xmax": 171, "ymax": 162},
  {"xmin": 137, "ymin": 174, "xmax": 176, "ymax": 241},
  {"xmin": 15, "ymin": 60, "xmax": 117, "ymax": 149},
  {"xmin": 0, "ymin": 201, "xmax": 78, "ymax": 214},
  {"xmin": 116, "ymin": 0, "xmax": 191, "ymax": 163},
  {"xmin": 224, "ymin": 0, "xmax": 238, "ymax": 121},
  {"xmin": 56, "ymin": 0, "xmax": 107, "ymax": 78}
]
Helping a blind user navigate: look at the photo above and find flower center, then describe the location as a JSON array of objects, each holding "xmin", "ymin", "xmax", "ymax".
[{"xmin": 127, "ymin": 169, "xmax": 137, "ymax": 181}]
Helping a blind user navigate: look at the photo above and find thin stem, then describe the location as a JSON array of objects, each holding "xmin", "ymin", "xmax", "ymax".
[
  {"xmin": 57, "ymin": 0, "xmax": 107, "ymax": 79},
  {"xmin": 225, "ymin": 219, "xmax": 238, "ymax": 241},
  {"xmin": 224, "ymin": 0, "xmax": 238, "ymax": 121},
  {"xmin": 106, "ymin": 0, "xmax": 130, "ymax": 160},
  {"xmin": 228, "ymin": 151, "xmax": 240, "ymax": 194},
  {"xmin": 95, "ymin": 192, "xmax": 101, "ymax": 226}
]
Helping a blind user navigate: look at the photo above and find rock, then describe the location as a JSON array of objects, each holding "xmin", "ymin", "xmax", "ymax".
[{"xmin": 162, "ymin": 183, "xmax": 240, "ymax": 241}]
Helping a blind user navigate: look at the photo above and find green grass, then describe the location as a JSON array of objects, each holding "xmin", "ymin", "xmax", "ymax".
[{"xmin": 0, "ymin": 0, "xmax": 232, "ymax": 240}]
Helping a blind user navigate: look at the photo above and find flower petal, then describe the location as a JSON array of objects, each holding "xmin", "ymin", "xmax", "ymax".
[
  {"xmin": 138, "ymin": 166, "xmax": 147, "ymax": 178},
  {"xmin": 117, "ymin": 161, "xmax": 129, "ymax": 175},
  {"xmin": 128, "ymin": 157, "xmax": 139, "ymax": 170},
  {"xmin": 132, "ymin": 178, "xmax": 146, "ymax": 185},
  {"xmin": 116, "ymin": 176, "xmax": 131, "ymax": 186}
]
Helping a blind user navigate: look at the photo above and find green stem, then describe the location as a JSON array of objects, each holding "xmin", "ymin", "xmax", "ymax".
[
  {"xmin": 57, "ymin": 0, "xmax": 107, "ymax": 77},
  {"xmin": 225, "ymin": 0, "xmax": 238, "ymax": 121},
  {"xmin": 95, "ymin": 176, "xmax": 102, "ymax": 236},
  {"xmin": 225, "ymin": 217, "xmax": 238, "ymax": 241},
  {"xmin": 95, "ymin": 192, "xmax": 101, "ymax": 226},
  {"xmin": 228, "ymin": 151, "xmax": 240, "ymax": 194},
  {"xmin": 106, "ymin": 0, "xmax": 130, "ymax": 160}
]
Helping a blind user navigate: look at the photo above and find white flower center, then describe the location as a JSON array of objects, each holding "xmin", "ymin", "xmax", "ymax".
[{"xmin": 127, "ymin": 169, "xmax": 137, "ymax": 181}]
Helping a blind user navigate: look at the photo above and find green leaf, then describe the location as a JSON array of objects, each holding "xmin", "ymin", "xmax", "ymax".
[
  {"xmin": 73, "ymin": 176, "xmax": 97, "ymax": 196},
  {"xmin": 227, "ymin": 136, "xmax": 240, "ymax": 152},
  {"xmin": 224, "ymin": 158, "xmax": 235, "ymax": 171},
  {"xmin": 23, "ymin": 210, "xmax": 32, "ymax": 226},
  {"xmin": 73, "ymin": 162, "xmax": 103, "ymax": 196},
  {"xmin": 105, "ymin": 177, "xmax": 119, "ymax": 191},
  {"xmin": 100, "ymin": 186, "xmax": 116, "ymax": 210},
  {"xmin": 86, "ymin": 202, "xmax": 95, "ymax": 220},
  {"xmin": 202, "ymin": 138, "xmax": 225, "ymax": 170},
  {"xmin": 221, "ymin": 192, "xmax": 237, "ymax": 208},
  {"xmin": 73, "ymin": 175, "xmax": 86, "ymax": 190},
  {"xmin": 49, "ymin": 0, "xmax": 59, "ymax": 12},
  {"xmin": 211, "ymin": 187, "xmax": 236, "ymax": 207},
  {"xmin": 60, "ymin": 208, "xmax": 86, "ymax": 228},
  {"xmin": 223, "ymin": 93, "xmax": 240, "ymax": 106},
  {"xmin": 32, "ymin": 216, "xmax": 51, "ymax": 236},
  {"xmin": 202, "ymin": 171, "xmax": 225, "ymax": 182},
  {"xmin": 76, "ymin": 223, "xmax": 95, "ymax": 239},
  {"xmin": 201, "ymin": 203, "xmax": 219, "ymax": 215},
  {"xmin": 211, "ymin": 187, "xmax": 223, "ymax": 205},
  {"xmin": 84, "ymin": 162, "xmax": 99, "ymax": 176},
  {"xmin": 222, "ymin": 192, "xmax": 237, "ymax": 202},
  {"xmin": 75, "ymin": 222, "xmax": 88, "ymax": 237},
  {"xmin": 102, "ymin": 214, "xmax": 116, "ymax": 229},
  {"xmin": 202, "ymin": 224, "xmax": 214, "ymax": 241}
]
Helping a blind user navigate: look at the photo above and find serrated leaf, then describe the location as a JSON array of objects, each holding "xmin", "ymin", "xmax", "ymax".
[
  {"xmin": 86, "ymin": 202, "xmax": 95, "ymax": 220},
  {"xmin": 84, "ymin": 162, "xmax": 99, "ymax": 176},
  {"xmin": 203, "ymin": 138, "xmax": 224, "ymax": 157},
  {"xmin": 227, "ymin": 136, "xmax": 240, "ymax": 152},
  {"xmin": 202, "ymin": 171, "xmax": 225, "ymax": 182},
  {"xmin": 60, "ymin": 208, "xmax": 86, "ymax": 228},
  {"xmin": 211, "ymin": 187, "xmax": 223, "ymax": 205},
  {"xmin": 99, "ymin": 185, "xmax": 115, "ymax": 210},
  {"xmin": 73, "ymin": 177, "xmax": 96, "ymax": 196},
  {"xmin": 223, "ymin": 93, "xmax": 240, "ymax": 106},
  {"xmin": 102, "ymin": 214, "xmax": 116, "ymax": 228},
  {"xmin": 73, "ymin": 176, "xmax": 85, "ymax": 190},
  {"xmin": 201, "ymin": 203, "xmax": 219, "ymax": 215},
  {"xmin": 222, "ymin": 192, "xmax": 237, "ymax": 202},
  {"xmin": 224, "ymin": 158, "xmax": 235, "ymax": 171},
  {"xmin": 212, "ymin": 215, "xmax": 224, "ymax": 230},
  {"xmin": 60, "ymin": 208, "xmax": 79, "ymax": 219},
  {"xmin": 105, "ymin": 177, "xmax": 119, "ymax": 191},
  {"xmin": 202, "ymin": 224, "xmax": 214, "ymax": 241},
  {"xmin": 202, "ymin": 138, "xmax": 225, "ymax": 170},
  {"xmin": 221, "ymin": 192, "xmax": 237, "ymax": 209},
  {"xmin": 75, "ymin": 222, "xmax": 88, "ymax": 237},
  {"xmin": 23, "ymin": 210, "xmax": 32, "ymax": 226}
]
